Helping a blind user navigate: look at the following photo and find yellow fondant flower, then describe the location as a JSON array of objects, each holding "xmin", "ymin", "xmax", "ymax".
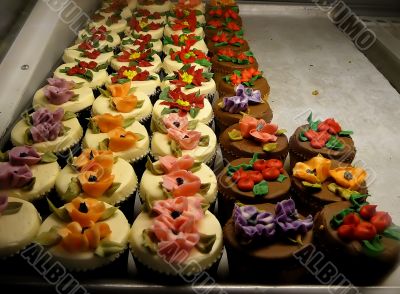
[
  {"xmin": 330, "ymin": 167, "xmax": 367, "ymax": 190},
  {"xmin": 130, "ymin": 52, "xmax": 141, "ymax": 60},
  {"xmin": 181, "ymin": 72, "xmax": 194, "ymax": 84},
  {"xmin": 123, "ymin": 69, "xmax": 138, "ymax": 80},
  {"xmin": 176, "ymin": 99, "xmax": 190, "ymax": 107},
  {"xmin": 293, "ymin": 154, "xmax": 332, "ymax": 184}
]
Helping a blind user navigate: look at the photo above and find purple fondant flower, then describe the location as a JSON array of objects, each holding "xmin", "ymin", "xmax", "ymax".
[
  {"xmin": 30, "ymin": 108, "xmax": 64, "ymax": 143},
  {"xmin": 0, "ymin": 194, "xmax": 8, "ymax": 214},
  {"xmin": 44, "ymin": 78, "xmax": 75, "ymax": 105},
  {"xmin": 222, "ymin": 84, "xmax": 262, "ymax": 114},
  {"xmin": 47, "ymin": 78, "xmax": 75, "ymax": 89},
  {"xmin": 0, "ymin": 163, "xmax": 33, "ymax": 189},
  {"xmin": 8, "ymin": 146, "xmax": 41, "ymax": 166},
  {"xmin": 235, "ymin": 84, "xmax": 262, "ymax": 104},
  {"xmin": 274, "ymin": 199, "xmax": 313, "ymax": 235},
  {"xmin": 233, "ymin": 204, "xmax": 276, "ymax": 241}
]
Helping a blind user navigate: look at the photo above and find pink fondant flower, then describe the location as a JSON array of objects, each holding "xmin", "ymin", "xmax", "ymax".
[
  {"xmin": 167, "ymin": 128, "xmax": 201, "ymax": 150},
  {"xmin": 30, "ymin": 108, "xmax": 64, "ymax": 143},
  {"xmin": 152, "ymin": 196, "xmax": 204, "ymax": 223},
  {"xmin": 159, "ymin": 155, "xmax": 195, "ymax": 173},
  {"xmin": 0, "ymin": 163, "xmax": 33, "ymax": 189},
  {"xmin": 239, "ymin": 115, "xmax": 258, "ymax": 138},
  {"xmin": 162, "ymin": 170, "xmax": 201, "ymax": 197},
  {"xmin": 163, "ymin": 113, "xmax": 189, "ymax": 130},
  {"xmin": 249, "ymin": 120, "xmax": 278, "ymax": 143},
  {"xmin": 8, "ymin": 146, "xmax": 41, "ymax": 166}
]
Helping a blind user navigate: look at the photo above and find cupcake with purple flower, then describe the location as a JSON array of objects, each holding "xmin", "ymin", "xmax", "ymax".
[
  {"xmin": 223, "ymin": 199, "xmax": 314, "ymax": 282},
  {"xmin": 213, "ymin": 84, "xmax": 273, "ymax": 134}
]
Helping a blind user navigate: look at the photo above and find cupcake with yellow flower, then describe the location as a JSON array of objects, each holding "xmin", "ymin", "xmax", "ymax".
[{"xmin": 110, "ymin": 48, "xmax": 162, "ymax": 73}]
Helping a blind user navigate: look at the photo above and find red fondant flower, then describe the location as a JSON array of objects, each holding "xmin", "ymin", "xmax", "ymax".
[
  {"xmin": 116, "ymin": 49, "xmax": 154, "ymax": 67},
  {"xmin": 111, "ymin": 66, "xmax": 151, "ymax": 83},
  {"xmin": 83, "ymin": 49, "xmax": 101, "ymax": 60},
  {"xmin": 170, "ymin": 46, "xmax": 209, "ymax": 65},
  {"xmin": 167, "ymin": 128, "xmax": 202, "ymax": 150},
  {"xmin": 170, "ymin": 65, "xmax": 207, "ymax": 88},
  {"xmin": 318, "ymin": 118, "xmax": 342, "ymax": 135},
  {"xmin": 160, "ymin": 88, "xmax": 205, "ymax": 116},
  {"xmin": 304, "ymin": 129, "xmax": 331, "ymax": 149}
]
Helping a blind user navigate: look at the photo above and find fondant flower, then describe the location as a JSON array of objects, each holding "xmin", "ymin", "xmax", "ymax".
[
  {"xmin": 159, "ymin": 155, "xmax": 195, "ymax": 173},
  {"xmin": 160, "ymin": 88, "xmax": 205, "ymax": 117},
  {"xmin": 65, "ymin": 197, "xmax": 106, "ymax": 227},
  {"xmin": 163, "ymin": 113, "xmax": 189, "ymax": 130},
  {"xmin": 239, "ymin": 115, "xmax": 258, "ymax": 138},
  {"xmin": 116, "ymin": 48, "xmax": 154, "ymax": 67},
  {"xmin": 29, "ymin": 108, "xmax": 64, "ymax": 143},
  {"xmin": 162, "ymin": 170, "xmax": 201, "ymax": 197},
  {"xmin": 47, "ymin": 78, "xmax": 75, "ymax": 90},
  {"xmin": 73, "ymin": 149, "xmax": 114, "ymax": 172},
  {"xmin": 0, "ymin": 193, "xmax": 8, "ymax": 214},
  {"xmin": 329, "ymin": 167, "xmax": 367, "ymax": 190},
  {"xmin": 129, "ymin": 18, "xmax": 161, "ymax": 32},
  {"xmin": 170, "ymin": 65, "xmax": 207, "ymax": 88},
  {"xmin": 62, "ymin": 61, "xmax": 97, "ymax": 81},
  {"xmin": 93, "ymin": 113, "xmax": 124, "ymax": 133},
  {"xmin": 0, "ymin": 163, "xmax": 33, "ymax": 189},
  {"xmin": 152, "ymin": 196, "xmax": 204, "ymax": 224},
  {"xmin": 8, "ymin": 146, "xmax": 41, "ymax": 166},
  {"xmin": 249, "ymin": 120, "xmax": 278, "ymax": 144},
  {"xmin": 233, "ymin": 204, "xmax": 276, "ymax": 241},
  {"xmin": 304, "ymin": 129, "xmax": 331, "ymax": 149},
  {"xmin": 166, "ymin": 33, "xmax": 200, "ymax": 47},
  {"xmin": 224, "ymin": 67, "xmax": 263, "ymax": 87},
  {"xmin": 43, "ymin": 79, "xmax": 75, "ymax": 105},
  {"xmin": 108, "ymin": 127, "xmax": 139, "ymax": 152},
  {"xmin": 222, "ymin": 84, "xmax": 262, "ymax": 114},
  {"xmin": 274, "ymin": 199, "xmax": 313, "ymax": 235},
  {"xmin": 170, "ymin": 46, "xmax": 210, "ymax": 66},
  {"xmin": 170, "ymin": 13, "xmax": 197, "ymax": 31},
  {"xmin": 318, "ymin": 118, "xmax": 342, "ymax": 135},
  {"xmin": 108, "ymin": 82, "xmax": 138, "ymax": 112},
  {"xmin": 111, "ymin": 66, "xmax": 151, "ymax": 84},
  {"xmin": 167, "ymin": 128, "xmax": 201, "ymax": 150},
  {"xmin": 78, "ymin": 160, "xmax": 115, "ymax": 198},
  {"xmin": 292, "ymin": 155, "xmax": 332, "ymax": 184}
]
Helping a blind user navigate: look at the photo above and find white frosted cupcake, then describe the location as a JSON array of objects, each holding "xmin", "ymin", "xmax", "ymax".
[
  {"xmin": 164, "ymin": 15, "xmax": 204, "ymax": 38},
  {"xmin": 91, "ymin": 82, "xmax": 152, "ymax": 123},
  {"xmin": 140, "ymin": 155, "xmax": 217, "ymax": 205},
  {"xmin": 102, "ymin": 0, "xmax": 138, "ymax": 11},
  {"xmin": 55, "ymin": 149, "xmax": 137, "ymax": 205},
  {"xmin": 167, "ymin": 8, "xmax": 206, "ymax": 25},
  {"xmin": 163, "ymin": 33, "xmax": 208, "ymax": 55},
  {"xmin": 0, "ymin": 146, "xmax": 60, "ymax": 202},
  {"xmin": 111, "ymin": 48, "xmax": 162, "ymax": 73},
  {"xmin": 162, "ymin": 47, "xmax": 211, "ymax": 74},
  {"xmin": 11, "ymin": 108, "xmax": 83, "ymax": 154},
  {"xmin": 62, "ymin": 42, "xmax": 114, "ymax": 65},
  {"xmin": 125, "ymin": 17, "xmax": 164, "ymax": 40},
  {"xmin": 129, "ymin": 196, "xmax": 223, "ymax": 276},
  {"xmin": 151, "ymin": 87, "xmax": 213, "ymax": 128},
  {"xmin": 133, "ymin": 8, "xmax": 167, "ymax": 25},
  {"xmin": 162, "ymin": 65, "xmax": 216, "ymax": 102},
  {"xmin": 76, "ymin": 25, "xmax": 120, "ymax": 47},
  {"xmin": 97, "ymin": 2, "xmax": 133, "ymax": 19},
  {"xmin": 151, "ymin": 113, "xmax": 217, "ymax": 165},
  {"xmin": 89, "ymin": 13, "xmax": 128, "ymax": 34},
  {"xmin": 54, "ymin": 61, "xmax": 108, "ymax": 89},
  {"xmin": 35, "ymin": 197, "xmax": 129, "ymax": 271},
  {"xmin": 173, "ymin": 0, "xmax": 205, "ymax": 14},
  {"xmin": 83, "ymin": 113, "xmax": 149, "ymax": 163},
  {"xmin": 121, "ymin": 33, "xmax": 163, "ymax": 53},
  {"xmin": 0, "ymin": 195, "xmax": 41, "ymax": 258},
  {"xmin": 137, "ymin": 0, "xmax": 171, "ymax": 14},
  {"xmin": 33, "ymin": 78, "xmax": 95, "ymax": 114}
]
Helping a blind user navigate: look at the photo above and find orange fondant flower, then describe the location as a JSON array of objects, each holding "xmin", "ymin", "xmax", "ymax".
[
  {"xmin": 330, "ymin": 167, "xmax": 367, "ymax": 190},
  {"xmin": 108, "ymin": 127, "xmax": 138, "ymax": 152},
  {"xmin": 65, "ymin": 197, "xmax": 106, "ymax": 227},
  {"xmin": 108, "ymin": 82, "xmax": 138, "ymax": 112},
  {"xmin": 74, "ymin": 149, "xmax": 114, "ymax": 171},
  {"xmin": 78, "ymin": 160, "xmax": 115, "ymax": 198},
  {"xmin": 93, "ymin": 113, "xmax": 124, "ymax": 133},
  {"xmin": 293, "ymin": 154, "xmax": 332, "ymax": 184}
]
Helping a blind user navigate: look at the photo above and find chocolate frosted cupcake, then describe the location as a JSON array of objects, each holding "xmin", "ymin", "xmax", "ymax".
[
  {"xmin": 206, "ymin": 0, "xmax": 239, "ymax": 13},
  {"xmin": 224, "ymin": 200, "xmax": 314, "ymax": 282},
  {"xmin": 204, "ymin": 18, "xmax": 242, "ymax": 39},
  {"xmin": 206, "ymin": 31, "xmax": 249, "ymax": 55},
  {"xmin": 291, "ymin": 155, "xmax": 368, "ymax": 216},
  {"xmin": 211, "ymin": 48, "xmax": 258, "ymax": 75},
  {"xmin": 218, "ymin": 155, "xmax": 291, "ymax": 223},
  {"xmin": 214, "ymin": 68, "xmax": 270, "ymax": 99},
  {"xmin": 314, "ymin": 196, "xmax": 400, "ymax": 284},
  {"xmin": 213, "ymin": 84, "xmax": 273, "ymax": 134},
  {"xmin": 289, "ymin": 113, "xmax": 356, "ymax": 170},
  {"xmin": 206, "ymin": 5, "xmax": 242, "ymax": 25},
  {"xmin": 220, "ymin": 115, "xmax": 288, "ymax": 162}
]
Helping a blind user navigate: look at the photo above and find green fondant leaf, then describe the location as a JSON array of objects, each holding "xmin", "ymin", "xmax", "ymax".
[
  {"xmin": 263, "ymin": 143, "xmax": 277, "ymax": 152},
  {"xmin": 35, "ymin": 227, "xmax": 61, "ymax": 246},
  {"xmin": 187, "ymin": 120, "xmax": 198, "ymax": 130},
  {"xmin": 325, "ymin": 136, "xmax": 344, "ymax": 150},
  {"xmin": 339, "ymin": 130, "xmax": 353, "ymax": 136},
  {"xmin": 134, "ymin": 133, "xmax": 145, "ymax": 141},
  {"xmin": 145, "ymin": 156, "xmax": 164, "ymax": 175},
  {"xmin": 70, "ymin": 93, "xmax": 79, "ymax": 101},
  {"xmin": 299, "ymin": 131, "xmax": 308, "ymax": 142},
  {"xmin": 21, "ymin": 177, "xmax": 36, "ymax": 191},
  {"xmin": 170, "ymin": 140, "xmax": 182, "ymax": 157},
  {"xmin": 228, "ymin": 129, "xmax": 243, "ymax": 141},
  {"xmin": 189, "ymin": 107, "xmax": 200, "ymax": 119},
  {"xmin": 47, "ymin": 198, "xmax": 71, "ymax": 222},
  {"xmin": 276, "ymin": 129, "xmax": 287, "ymax": 135},
  {"xmin": 330, "ymin": 208, "xmax": 355, "ymax": 228},
  {"xmin": 383, "ymin": 225, "xmax": 400, "ymax": 241},
  {"xmin": 362, "ymin": 236, "xmax": 384, "ymax": 256},
  {"xmin": 24, "ymin": 128, "xmax": 33, "ymax": 145},
  {"xmin": 142, "ymin": 229, "xmax": 158, "ymax": 254},
  {"xmin": 2, "ymin": 202, "xmax": 23, "ymax": 215},
  {"xmin": 202, "ymin": 72, "xmax": 214, "ymax": 80},
  {"xmin": 0, "ymin": 151, "xmax": 9, "ymax": 162},
  {"xmin": 88, "ymin": 118, "xmax": 100, "ymax": 133},
  {"xmin": 249, "ymin": 153, "xmax": 259, "ymax": 165},
  {"xmin": 73, "ymin": 82, "xmax": 85, "ymax": 89},
  {"xmin": 302, "ymin": 181, "xmax": 321, "ymax": 189},
  {"xmin": 195, "ymin": 59, "xmax": 212, "ymax": 67},
  {"xmin": 106, "ymin": 34, "xmax": 114, "ymax": 42},
  {"xmin": 198, "ymin": 135, "xmax": 210, "ymax": 147},
  {"xmin": 199, "ymin": 183, "xmax": 211, "ymax": 195},
  {"xmin": 105, "ymin": 182, "xmax": 121, "ymax": 196},
  {"xmin": 136, "ymin": 100, "xmax": 145, "ymax": 108},
  {"xmin": 307, "ymin": 112, "xmax": 321, "ymax": 131},
  {"xmin": 99, "ymin": 88, "xmax": 111, "ymax": 98},
  {"xmin": 95, "ymin": 240, "xmax": 124, "ymax": 257},
  {"xmin": 276, "ymin": 174, "xmax": 287, "ymax": 183},
  {"xmin": 195, "ymin": 233, "xmax": 216, "ymax": 254},
  {"xmin": 98, "ymin": 138, "xmax": 110, "ymax": 150},
  {"xmin": 99, "ymin": 207, "xmax": 118, "ymax": 221},
  {"xmin": 159, "ymin": 87, "xmax": 170, "ymax": 101},
  {"xmin": 161, "ymin": 107, "xmax": 179, "ymax": 116},
  {"xmin": 123, "ymin": 117, "xmax": 135, "ymax": 128},
  {"xmin": 153, "ymin": 117, "xmax": 168, "ymax": 134},
  {"xmin": 62, "ymin": 111, "xmax": 76, "ymax": 121},
  {"xmin": 253, "ymin": 180, "xmax": 269, "ymax": 197},
  {"xmin": 40, "ymin": 152, "xmax": 58, "ymax": 163},
  {"xmin": 327, "ymin": 183, "xmax": 359, "ymax": 200},
  {"xmin": 62, "ymin": 177, "xmax": 82, "ymax": 202},
  {"xmin": 190, "ymin": 161, "xmax": 202, "ymax": 173}
]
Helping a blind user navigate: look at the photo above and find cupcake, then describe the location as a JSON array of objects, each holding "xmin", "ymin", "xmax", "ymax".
[
  {"xmin": 0, "ymin": 146, "xmax": 60, "ymax": 202},
  {"xmin": 102, "ymin": 0, "xmax": 138, "ymax": 11},
  {"xmin": 211, "ymin": 48, "xmax": 258, "ymax": 75},
  {"xmin": 204, "ymin": 19, "xmax": 242, "ymax": 39},
  {"xmin": 120, "ymin": 33, "xmax": 163, "ymax": 54},
  {"xmin": 76, "ymin": 25, "xmax": 121, "ymax": 46},
  {"xmin": 214, "ymin": 68, "xmax": 270, "ymax": 99},
  {"xmin": 314, "ymin": 195, "xmax": 400, "ymax": 284},
  {"xmin": 291, "ymin": 154, "xmax": 368, "ymax": 216},
  {"xmin": 213, "ymin": 84, "xmax": 273, "ymax": 133},
  {"xmin": 62, "ymin": 40, "xmax": 115, "ymax": 65},
  {"xmin": 134, "ymin": 9, "xmax": 167, "ymax": 25},
  {"xmin": 151, "ymin": 87, "xmax": 213, "ymax": 129},
  {"xmin": 162, "ymin": 46, "xmax": 211, "ymax": 74},
  {"xmin": 35, "ymin": 197, "xmax": 130, "ymax": 271},
  {"xmin": 0, "ymin": 194, "xmax": 41, "ymax": 258},
  {"xmin": 174, "ymin": 0, "xmax": 206, "ymax": 14},
  {"xmin": 55, "ymin": 149, "xmax": 137, "ymax": 205},
  {"xmin": 163, "ymin": 33, "xmax": 208, "ymax": 55},
  {"xmin": 206, "ymin": 5, "xmax": 241, "ymax": 25},
  {"xmin": 206, "ymin": 31, "xmax": 249, "ymax": 55},
  {"xmin": 289, "ymin": 113, "xmax": 356, "ymax": 170},
  {"xmin": 218, "ymin": 155, "xmax": 291, "ymax": 223},
  {"xmin": 140, "ymin": 155, "xmax": 218, "ymax": 206},
  {"xmin": 97, "ymin": 1, "xmax": 133, "ymax": 19},
  {"xmin": 11, "ymin": 108, "xmax": 83, "ymax": 154},
  {"xmin": 54, "ymin": 61, "xmax": 108, "ymax": 89},
  {"xmin": 206, "ymin": 0, "xmax": 238, "ymax": 13},
  {"xmin": 161, "ymin": 65, "xmax": 216, "ymax": 102},
  {"xmin": 83, "ymin": 113, "xmax": 149, "ymax": 164},
  {"xmin": 224, "ymin": 199, "xmax": 314, "ymax": 282},
  {"xmin": 89, "ymin": 12, "xmax": 128, "ymax": 35},
  {"xmin": 107, "ymin": 66, "xmax": 161, "ymax": 103},
  {"xmin": 129, "ymin": 196, "xmax": 223, "ymax": 276},
  {"xmin": 137, "ymin": 0, "xmax": 172, "ymax": 14},
  {"xmin": 125, "ymin": 17, "xmax": 164, "ymax": 40},
  {"xmin": 164, "ymin": 13, "xmax": 204, "ymax": 38},
  {"xmin": 151, "ymin": 114, "xmax": 217, "ymax": 166},
  {"xmin": 110, "ymin": 48, "xmax": 162, "ymax": 73},
  {"xmin": 220, "ymin": 115, "xmax": 288, "ymax": 162},
  {"xmin": 91, "ymin": 82, "xmax": 152, "ymax": 123},
  {"xmin": 168, "ymin": 7, "xmax": 206, "ymax": 25},
  {"xmin": 33, "ymin": 78, "xmax": 95, "ymax": 114}
]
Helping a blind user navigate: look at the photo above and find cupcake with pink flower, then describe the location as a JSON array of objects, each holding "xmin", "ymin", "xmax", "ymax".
[{"xmin": 129, "ymin": 196, "xmax": 223, "ymax": 276}]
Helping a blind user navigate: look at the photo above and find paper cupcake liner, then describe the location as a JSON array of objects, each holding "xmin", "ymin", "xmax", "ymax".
[
  {"xmin": 206, "ymin": 149, "xmax": 218, "ymax": 168},
  {"xmin": 110, "ymin": 171, "xmax": 138, "ymax": 207},
  {"xmin": 138, "ymin": 112, "xmax": 152, "ymax": 124},
  {"xmin": 126, "ymin": 149, "xmax": 150, "ymax": 165},
  {"xmin": 0, "ymin": 240, "xmax": 38, "ymax": 260},
  {"xmin": 149, "ymin": 86, "xmax": 162, "ymax": 104}
]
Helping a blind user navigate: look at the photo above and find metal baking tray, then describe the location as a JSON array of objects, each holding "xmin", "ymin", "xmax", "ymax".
[{"xmin": 1, "ymin": 1, "xmax": 400, "ymax": 293}]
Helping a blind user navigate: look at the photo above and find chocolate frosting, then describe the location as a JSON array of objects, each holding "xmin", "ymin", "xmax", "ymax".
[
  {"xmin": 206, "ymin": 38, "xmax": 249, "ymax": 55},
  {"xmin": 211, "ymin": 55, "xmax": 259, "ymax": 75}
]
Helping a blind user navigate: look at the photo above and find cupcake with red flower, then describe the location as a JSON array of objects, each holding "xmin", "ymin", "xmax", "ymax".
[
  {"xmin": 217, "ymin": 154, "xmax": 291, "ymax": 224},
  {"xmin": 164, "ymin": 11, "xmax": 204, "ymax": 38},
  {"xmin": 151, "ymin": 113, "xmax": 217, "ymax": 166},
  {"xmin": 54, "ymin": 61, "xmax": 108, "ymax": 88},
  {"xmin": 125, "ymin": 16, "xmax": 164, "ymax": 40},
  {"xmin": 168, "ymin": 7, "xmax": 206, "ymax": 25},
  {"xmin": 76, "ymin": 25, "xmax": 120, "ymax": 47},
  {"xmin": 211, "ymin": 48, "xmax": 258, "ymax": 74},
  {"xmin": 63, "ymin": 39, "xmax": 115, "ymax": 65},
  {"xmin": 89, "ymin": 12, "xmax": 128, "ymax": 34},
  {"xmin": 133, "ymin": 9, "xmax": 167, "ymax": 25},
  {"xmin": 120, "ymin": 33, "xmax": 163, "ymax": 54},
  {"xmin": 163, "ymin": 33, "xmax": 208, "ymax": 55},
  {"xmin": 111, "ymin": 48, "xmax": 162, "ymax": 73},
  {"xmin": 129, "ymin": 196, "xmax": 223, "ymax": 277},
  {"xmin": 204, "ymin": 18, "xmax": 242, "ymax": 38},
  {"xmin": 151, "ymin": 87, "xmax": 214, "ymax": 129},
  {"xmin": 206, "ymin": 31, "xmax": 249, "ymax": 55},
  {"xmin": 206, "ymin": 5, "xmax": 242, "ymax": 25},
  {"xmin": 220, "ymin": 114, "xmax": 288, "ymax": 162},
  {"xmin": 163, "ymin": 46, "xmax": 211, "ymax": 74},
  {"xmin": 288, "ymin": 112, "xmax": 356, "ymax": 170},
  {"xmin": 173, "ymin": 0, "xmax": 206, "ymax": 13},
  {"xmin": 137, "ymin": 0, "xmax": 172, "ymax": 14},
  {"xmin": 162, "ymin": 64, "xmax": 216, "ymax": 102},
  {"xmin": 97, "ymin": 0, "xmax": 133, "ymax": 19}
]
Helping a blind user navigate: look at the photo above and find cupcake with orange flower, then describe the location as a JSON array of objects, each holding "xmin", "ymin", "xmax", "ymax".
[
  {"xmin": 163, "ymin": 33, "xmax": 208, "ymax": 55},
  {"xmin": 162, "ymin": 46, "xmax": 211, "ymax": 74},
  {"xmin": 291, "ymin": 154, "xmax": 368, "ymax": 216},
  {"xmin": 55, "ymin": 149, "xmax": 137, "ymax": 206},
  {"xmin": 211, "ymin": 48, "xmax": 258, "ymax": 75},
  {"xmin": 35, "ymin": 197, "xmax": 130, "ymax": 271},
  {"xmin": 91, "ymin": 82, "xmax": 152, "ymax": 124},
  {"xmin": 110, "ymin": 48, "xmax": 162, "ymax": 73},
  {"xmin": 150, "ymin": 113, "xmax": 217, "ymax": 166},
  {"xmin": 220, "ymin": 115, "xmax": 288, "ymax": 162},
  {"xmin": 151, "ymin": 87, "xmax": 214, "ymax": 130},
  {"xmin": 82, "ymin": 113, "xmax": 149, "ymax": 164}
]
